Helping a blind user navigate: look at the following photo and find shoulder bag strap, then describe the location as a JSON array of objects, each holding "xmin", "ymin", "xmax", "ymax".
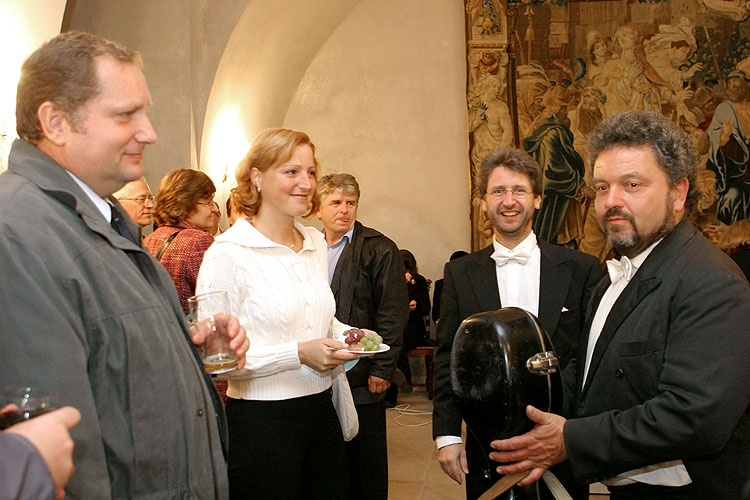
[{"xmin": 155, "ymin": 230, "xmax": 181, "ymax": 261}]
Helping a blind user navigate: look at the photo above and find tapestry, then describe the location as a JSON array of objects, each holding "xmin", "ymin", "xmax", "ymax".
[{"xmin": 465, "ymin": 0, "xmax": 750, "ymax": 263}]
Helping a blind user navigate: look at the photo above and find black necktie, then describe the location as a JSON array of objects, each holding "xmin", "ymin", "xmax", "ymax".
[{"xmin": 110, "ymin": 204, "xmax": 138, "ymax": 245}]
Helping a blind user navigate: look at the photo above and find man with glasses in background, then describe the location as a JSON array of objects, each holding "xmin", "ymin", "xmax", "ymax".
[
  {"xmin": 113, "ymin": 177, "xmax": 154, "ymax": 229},
  {"xmin": 433, "ymin": 147, "xmax": 602, "ymax": 499}
]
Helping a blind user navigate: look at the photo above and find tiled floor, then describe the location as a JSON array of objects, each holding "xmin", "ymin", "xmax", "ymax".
[
  {"xmin": 386, "ymin": 387, "xmax": 609, "ymax": 499},
  {"xmin": 386, "ymin": 388, "xmax": 464, "ymax": 500}
]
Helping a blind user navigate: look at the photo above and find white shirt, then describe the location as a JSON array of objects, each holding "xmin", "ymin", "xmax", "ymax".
[
  {"xmin": 491, "ymin": 231, "xmax": 541, "ymax": 318},
  {"xmin": 66, "ymin": 171, "xmax": 112, "ymax": 221},
  {"xmin": 436, "ymin": 231, "xmax": 542, "ymax": 450},
  {"xmin": 583, "ymin": 238, "xmax": 691, "ymax": 487},
  {"xmin": 196, "ymin": 218, "xmax": 352, "ymax": 401}
]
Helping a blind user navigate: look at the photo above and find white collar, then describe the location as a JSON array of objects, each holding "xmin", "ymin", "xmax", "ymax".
[
  {"xmin": 323, "ymin": 225, "xmax": 355, "ymax": 248},
  {"xmin": 627, "ymin": 238, "xmax": 663, "ymax": 270},
  {"xmin": 492, "ymin": 231, "xmax": 538, "ymax": 254},
  {"xmin": 216, "ymin": 217, "xmax": 314, "ymax": 252},
  {"xmin": 66, "ymin": 170, "xmax": 112, "ymax": 221}
]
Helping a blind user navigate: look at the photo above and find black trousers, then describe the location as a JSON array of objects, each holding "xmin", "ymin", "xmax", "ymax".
[
  {"xmin": 607, "ymin": 482, "xmax": 697, "ymax": 500},
  {"xmin": 345, "ymin": 399, "xmax": 388, "ymax": 500},
  {"xmin": 464, "ymin": 428, "xmax": 539, "ymax": 500},
  {"xmin": 226, "ymin": 389, "xmax": 349, "ymax": 500}
]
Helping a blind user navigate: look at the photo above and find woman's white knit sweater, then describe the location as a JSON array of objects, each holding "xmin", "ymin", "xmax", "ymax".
[{"xmin": 196, "ymin": 218, "xmax": 351, "ymax": 400}]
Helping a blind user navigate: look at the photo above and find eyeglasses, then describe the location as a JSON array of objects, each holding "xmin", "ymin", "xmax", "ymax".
[
  {"xmin": 486, "ymin": 187, "xmax": 531, "ymax": 198},
  {"xmin": 118, "ymin": 195, "xmax": 155, "ymax": 205},
  {"xmin": 197, "ymin": 201, "xmax": 220, "ymax": 212}
]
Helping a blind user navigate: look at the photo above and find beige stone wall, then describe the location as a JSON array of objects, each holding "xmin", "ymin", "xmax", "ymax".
[
  {"xmin": 63, "ymin": 0, "xmax": 247, "ymax": 190},
  {"xmin": 64, "ymin": 0, "xmax": 471, "ymax": 282},
  {"xmin": 0, "ymin": 0, "xmax": 67, "ymax": 172}
]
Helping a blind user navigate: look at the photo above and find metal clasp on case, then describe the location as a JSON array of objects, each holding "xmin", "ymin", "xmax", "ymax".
[{"xmin": 526, "ymin": 351, "xmax": 559, "ymax": 375}]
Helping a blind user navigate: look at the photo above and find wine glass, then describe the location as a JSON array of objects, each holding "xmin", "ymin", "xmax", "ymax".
[
  {"xmin": 0, "ymin": 387, "xmax": 58, "ymax": 429},
  {"xmin": 188, "ymin": 290, "xmax": 239, "ymax": 375}
]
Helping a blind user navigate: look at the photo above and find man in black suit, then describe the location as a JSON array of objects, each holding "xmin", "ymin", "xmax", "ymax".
[
  {"xmin": 489, "ymin": 111, "xmax": 750, "ymax": 500},
  {"xmin": 317, "ymin": 173, "xmax": 409, "ymax": 500},
  {"xmin": 432, "ymin": 147, "xmax": 602, "ymax": 499}
]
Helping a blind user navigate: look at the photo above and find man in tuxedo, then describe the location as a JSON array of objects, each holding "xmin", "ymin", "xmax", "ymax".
[
  {"xmin": 317, "ymin": 173, "xmax": 409, "ymax": 500},
  {"xmin": 433, "ymin": 147, "xmax": 602, "ymax": 499},
  {"xmin": 489, "ymin": 111, "xmax": 750, "ymax": 500}
]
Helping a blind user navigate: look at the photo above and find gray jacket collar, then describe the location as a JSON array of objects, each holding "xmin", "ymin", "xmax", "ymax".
[{"xmin": 8, "ymin": 138, "xmax": 141, "ymax": 250}]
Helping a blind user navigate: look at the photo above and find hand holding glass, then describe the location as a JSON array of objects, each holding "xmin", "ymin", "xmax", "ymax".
[
  {"xmin": 0, "ymin": 387, "xmax": 58, "ymax": 429},
  {"xmin": 188, "ymin": 291, "xmax": 239, "ymax": 374}
]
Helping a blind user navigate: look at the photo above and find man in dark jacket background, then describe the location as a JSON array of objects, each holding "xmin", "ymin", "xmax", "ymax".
[{"xmin": 317, "ymin": 173, "xmax": 409, "ymax": 500}]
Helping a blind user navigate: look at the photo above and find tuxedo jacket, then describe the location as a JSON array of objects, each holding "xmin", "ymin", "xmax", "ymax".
[
  {"xmin": 565, "ymin": 219, "xmax": 750, "ymax": 499},
  {"xmin": 432, "ymin": 238, "xmax": 602, "ymax": 439}
]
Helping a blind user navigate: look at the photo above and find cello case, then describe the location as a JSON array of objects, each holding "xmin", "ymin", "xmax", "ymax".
[{"xmin": 451, "ymin": 307, "xmax": 561, "ymax": 500}]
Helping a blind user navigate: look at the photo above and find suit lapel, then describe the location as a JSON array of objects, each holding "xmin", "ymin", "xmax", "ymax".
[
  {"xmin": 575, "ymin": 277, "xmax": 610, "ymax": 392},
  {"xmin": 582, "ymin": 275, "xmax": 661, "ymax": 393},
  {"xmin": 466, "ymin": 246, "xmax": 502, "ymax": 311},
  {"xmin": 579, "ymin": 219, "xmax": 697, "ymax": 394},
  {"xmin": 537, "ymin": 240, "xmax": 571, "ymax": 335}
]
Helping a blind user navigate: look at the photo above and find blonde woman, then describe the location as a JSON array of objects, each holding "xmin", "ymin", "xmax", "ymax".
[{"xmin": 196, "ymin": 128, "xmax": 360, "ymax": 499}]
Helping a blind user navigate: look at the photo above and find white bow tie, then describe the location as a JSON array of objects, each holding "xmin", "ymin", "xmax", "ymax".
[
  {"xmin": 606, "ymin": 256, "xmax": 634, "ymax": 284},
  {"xmin": 492, "ymin": 248, "xmax": 532, "ymax": 266}
]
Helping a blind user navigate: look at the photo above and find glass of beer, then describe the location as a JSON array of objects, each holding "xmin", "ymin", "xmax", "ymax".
[
  {"xmin": 0, "ymin": 387, "xmax": 58, "ymax": 430},
  {"xmin": 188, "ymin": 291, "xmax": 239, "ymax": 375}
]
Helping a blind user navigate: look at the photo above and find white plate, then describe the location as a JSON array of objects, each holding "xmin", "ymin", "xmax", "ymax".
[{"xmin": 330, "ymin": 343, "xmax": 390, "ymax": 356}]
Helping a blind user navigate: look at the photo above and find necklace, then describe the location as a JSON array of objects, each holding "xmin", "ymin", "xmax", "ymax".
[{"xmin": 250, "ymin": 219, "xmax": 297, "ymax": 248}]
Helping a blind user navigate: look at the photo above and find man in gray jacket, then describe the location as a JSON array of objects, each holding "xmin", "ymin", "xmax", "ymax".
[{"xmin": 0, "ymin": 31, "xmax": 248, "ymax": 498}]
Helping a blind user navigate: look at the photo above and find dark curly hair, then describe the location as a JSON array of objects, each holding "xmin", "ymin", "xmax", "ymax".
[{"xmin": 589, "ymin": 110, "xmax": 698, "ymax": 212}]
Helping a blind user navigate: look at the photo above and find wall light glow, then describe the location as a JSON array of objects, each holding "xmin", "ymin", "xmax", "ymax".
[
  {"xmin": 205, "ymin": 108, "xmax": 251, "ymax": 189},
  {"xmin": 203, "ymin": 108, "xmax": 251, "ymax": 231},
  {"xmin": 0, "ymin": 0, "xmax": 66, "ymax": 172}
]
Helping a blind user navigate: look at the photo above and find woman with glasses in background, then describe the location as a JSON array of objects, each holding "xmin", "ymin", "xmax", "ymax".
[{"xmin": 144, "ymin": 168, "xmax": 219, "ymax": 314}]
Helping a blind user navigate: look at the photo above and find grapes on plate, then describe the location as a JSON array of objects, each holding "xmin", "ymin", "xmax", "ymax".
[{"xmin": 343, "ymin": 329, "xmax": 383, "ymax": 351}]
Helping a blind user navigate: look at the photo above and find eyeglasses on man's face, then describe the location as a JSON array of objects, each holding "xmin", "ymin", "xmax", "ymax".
[
  {"xmin": 119, "ymin": 195, "xmax": 155, "ymax": 205},
  {"xmin": 486, "ymin": 187, "xmax": 531, "ymax": 198}
]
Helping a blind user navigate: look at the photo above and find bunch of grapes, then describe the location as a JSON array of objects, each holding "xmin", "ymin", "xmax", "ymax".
[
  {"xmin": 344, "ymin": 328, "xmax": 365, "ymax": 346},
  {"xmin": 358, "ymin": 332, "xmax": 382, "ymax": 351},
  {"xmin": 343, "ymin": 329, "xmax": 383, "ymax": 351}
]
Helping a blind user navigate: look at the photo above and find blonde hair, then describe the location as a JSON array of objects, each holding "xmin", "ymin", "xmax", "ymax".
[{"xmin": 233, "ymin": 128, "xmax": 321, "ymax": 218}]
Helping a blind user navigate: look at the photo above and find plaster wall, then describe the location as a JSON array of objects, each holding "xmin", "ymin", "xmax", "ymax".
[
  {"xmin": 64, "ymin": 0, "xmax": 471, "ymax": 282},
  {"xmin": 204, "ymin": 0, "xmax": 470, "ymax": 281},
  {"xmin": 0, "ymin": 0, "xmax": 67, "ymax": 172},
  {"xmin": 285, "ymin": 0, "xmax": 471, "ymax": 281},
  {"xmin": 62, "ymin": 0, "xmax": 247, "ymax": 190}
]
